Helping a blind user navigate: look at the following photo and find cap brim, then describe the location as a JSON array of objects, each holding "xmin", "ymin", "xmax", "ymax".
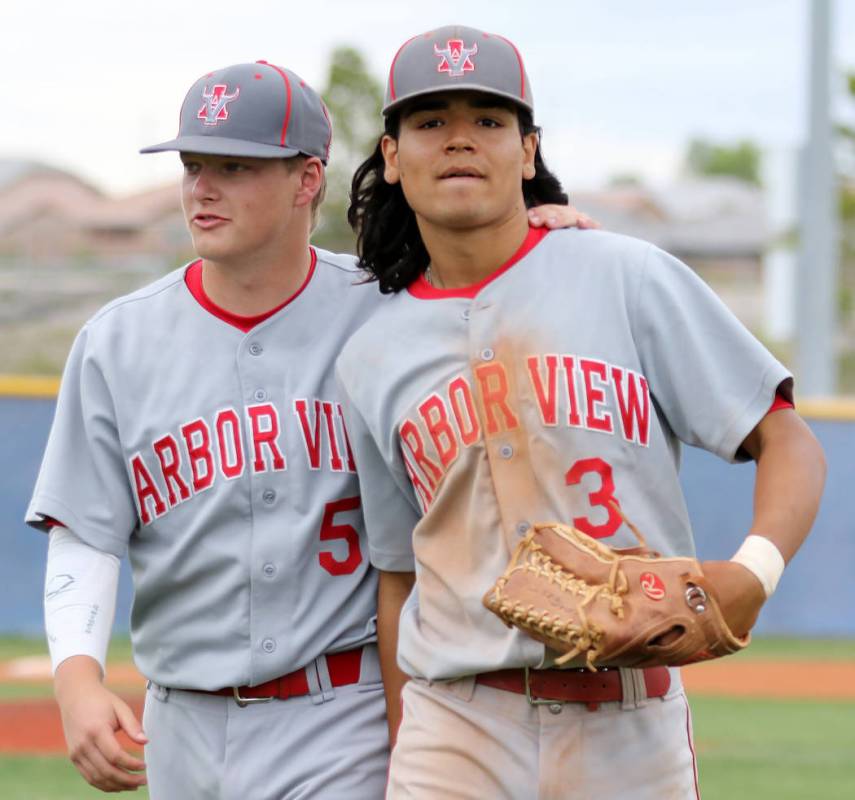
[
  {"xmin": 140, "ymin": 135, "xmax": 302, "ymax": 159},
  {"xmin": 383, "ymin": 84, "xmax": 533, "ymax": 116}
]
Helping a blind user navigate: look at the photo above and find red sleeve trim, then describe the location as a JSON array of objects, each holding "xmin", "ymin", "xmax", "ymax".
[
  {"xmin": 184, "ymin": 249, "xmax": 317, "ymax": 332},
  {"xmin": 767, "ymin": 391, "xmax": 795, "ymax": 415},
  {"xmin": 407, "ymin": 225, "xmax": 549, "ymax": 300},
  {"xmin": 44, "ymin": 517, "xmax": 66, "ymax": 530}
]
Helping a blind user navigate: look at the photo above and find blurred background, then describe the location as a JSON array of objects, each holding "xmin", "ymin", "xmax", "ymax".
[
  {"xmin": 1, "ymin": 0, "xmax": 855, "ymax": 385},
  {"xmin": 1, "ymin": 1, "xmax": 853, "ymax": 797}
]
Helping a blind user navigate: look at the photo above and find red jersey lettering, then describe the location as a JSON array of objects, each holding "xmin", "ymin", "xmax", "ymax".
[
  {"xmin": 247, "ymin": 403, "xmax": 286, "ymax": 472},
  {"xmin": 580, "ymin": 358, "xmax": 614, "ymax": 433},
  {"xmin": 611, "ymin": 367, "xmax": 650, "ymax": 446},
  {"xmin": 474, "ymin": 362, "xmax": 519, "ymax": 435},
  {"xmin": 180, "ymin": 419, "xmax": 215, "ymax": 492},
  {"xmin": 215, "ymin": 409, "xmax": 245, "ymax": 479},
  {"xmin": 130, "ymin": 453, "xmax": 167, "ymax": 525},
  {"xmin": 152, "ymin": 434, "xmax": 191, "ymax": 507},
  {"xmin": 419, "ymin": 394, "xmax": 459, "ymax": 469}
]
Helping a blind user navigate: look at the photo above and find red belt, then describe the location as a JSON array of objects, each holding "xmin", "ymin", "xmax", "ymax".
[
  {"xmin": 476, "ymin": 666, "xmax": 670, "ymax": 711},
  {"xmin": 202, "ymin": 648, "xmax": 362, "ymax": 707}
]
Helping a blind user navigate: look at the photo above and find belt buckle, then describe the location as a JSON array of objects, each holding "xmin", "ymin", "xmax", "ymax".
[
  {"xmin": 523, "ymin": 666, "xmax": 564, "ymax": 707},
  {"xmin": 231, "ymin": 686, "xmax": 275, "ymax": 708}
]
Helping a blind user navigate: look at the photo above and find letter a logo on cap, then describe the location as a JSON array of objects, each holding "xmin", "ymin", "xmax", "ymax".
[
  {"xmin": 434, "ymin": 39, "xmax": 478, "ymax": 77},
  {"xmin": 198, "ymin": 84, "xmax": 240, "ymax": 126}
]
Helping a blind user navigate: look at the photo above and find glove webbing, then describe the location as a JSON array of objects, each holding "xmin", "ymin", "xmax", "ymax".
[{"xmin": 492, "ymin": 537, "xmax": 630, "ymax": 670}]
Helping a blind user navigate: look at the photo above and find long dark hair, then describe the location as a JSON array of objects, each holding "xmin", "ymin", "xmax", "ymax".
[{"xmin": 348, "ymin": 105, "xmax": 568, "ymax": 294}]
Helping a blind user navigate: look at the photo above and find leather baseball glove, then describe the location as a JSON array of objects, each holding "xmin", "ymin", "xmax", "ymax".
[{"xmin": 483, "ymin": 516, "xmax": 749, "ymax": 670}]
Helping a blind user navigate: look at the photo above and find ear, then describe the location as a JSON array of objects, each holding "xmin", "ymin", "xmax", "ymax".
[
  {"xmin": 294, "ymin": 157, "xmax": 324, "ymax": 208},
  {"xmin": 521, "ymin": 131, "xmax": 538, "ymax": 180},
  {"xmin": 381, "ymin": 135, "xmax": 401, "ymax": 185}
]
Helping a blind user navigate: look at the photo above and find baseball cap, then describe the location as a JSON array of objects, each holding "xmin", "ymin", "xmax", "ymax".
[
  {"xmin": 384, "ymin": 25, "xmax": 533, "ymax": 116},
  {"xmin": 141, "ymin": 61, "xmax": 332, "ymax": 163}
]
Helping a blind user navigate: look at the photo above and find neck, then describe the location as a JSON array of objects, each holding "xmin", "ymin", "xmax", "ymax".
[
  {"xmin": 418, "ymin": 211, "xmax": 531, "ymax": 289},
  {"xmin": 201, "ymin": 222, "xmax": 312, "ymax": 316}
]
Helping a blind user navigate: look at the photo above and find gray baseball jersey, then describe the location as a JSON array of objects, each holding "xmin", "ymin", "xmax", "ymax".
[
  {"xmin": 28, "ymin": 249, "xmax": 385, "ymax": 690},
  {"xmin": 336, "ymin": 227, "xmax": 792, "ymax": 682}
]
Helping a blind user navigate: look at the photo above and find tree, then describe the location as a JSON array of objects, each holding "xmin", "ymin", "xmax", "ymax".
[
  {"xmin": 683, "ymin": 138, "xmax": 762, "ymax": 185},
  {"xmin": 312, "ymin": 47, "xmax": 383, "ymax": 253}
]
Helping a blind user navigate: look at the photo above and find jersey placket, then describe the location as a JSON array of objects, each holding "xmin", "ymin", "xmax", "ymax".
[
  {"xmin": 239, "ymin": 327, "xmax": 290, "ymax": 682},
  {"xmin": 466, "ymin": 301, "xmax": 543, "ymax": 559}
]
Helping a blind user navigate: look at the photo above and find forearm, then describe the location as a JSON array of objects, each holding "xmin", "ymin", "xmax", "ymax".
[
  {"xmin": 747, "ymin": 411, "xmax": 826, "ymax": 563},
  {"xmin": 45, "ymin": 527, "xmax": 119, "ymax": 676},
  {"xmin": 54, "ymin": 655, "xmax": 104, "ymax": 701},
  {"xmin": 377, "ymin": 569, "xmax": 415, "ymax": 747}
]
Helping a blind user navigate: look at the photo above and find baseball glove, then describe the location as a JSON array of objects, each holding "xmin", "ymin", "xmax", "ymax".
[{"xmin": 483, "ymin": 515, "xmax": 749, "ymax": 670}]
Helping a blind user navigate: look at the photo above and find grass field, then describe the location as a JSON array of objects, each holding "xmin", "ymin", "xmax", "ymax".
[{"xmin": 1, "ymin": 637, "xmax": 853, "ymax": 799}]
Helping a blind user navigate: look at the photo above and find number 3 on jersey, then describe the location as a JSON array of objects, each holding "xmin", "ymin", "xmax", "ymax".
[
  {"xmin": 565, "ymin": 457, "xmax": 622, "ymax": 539},
  {"xmin": 319, "ymin": 496, "xmax": 363, "ymax": 575}
]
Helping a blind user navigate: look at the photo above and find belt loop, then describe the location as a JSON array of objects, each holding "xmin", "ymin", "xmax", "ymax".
[
  {"xmin": 148, "ymin": 680, "xmax": 170, "ymax": 702},
  {"xmin": 311, "ymin": 654, "xmax": 336, "ymax": 704},
  {"xmin": 619, "ymin": 668, "xmax": 648, "ymax": 710},
  {"xmin": 442, "ymin": 675, "xmax": 476, "ymax": 702}
]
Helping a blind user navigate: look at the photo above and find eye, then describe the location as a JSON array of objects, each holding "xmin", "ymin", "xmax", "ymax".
[
  {"xmin": 182, "ymin": 161, "xmax": 201, "ymax": 175},
  {"xmin": 416, "ymin": 118, "xmax": 443, "ymax": 130},
  {"xmin": 478, "ymin": 117, "xmax": 503, "ymax": 128},
  {"xmin": 223, "ymin": 161, "xmax": 250, "ymax": 173}
]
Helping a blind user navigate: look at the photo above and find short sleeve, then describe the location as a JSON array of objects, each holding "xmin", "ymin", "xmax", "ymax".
[
  {"xmin": 26, "ymin": 327, "xmax": 138, "ymax": 556},
  {"xmin": 336, "ymin": 367, "xmax": 419, "ymax": 572},
  {"xmin": 633, "ymin": 245, "xmax": 792, "ymax": 462}
]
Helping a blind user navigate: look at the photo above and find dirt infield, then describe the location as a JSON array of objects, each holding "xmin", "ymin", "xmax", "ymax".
[{"xmin": 0, "ymin": 658, "xmax": 852, "ymax": 754}]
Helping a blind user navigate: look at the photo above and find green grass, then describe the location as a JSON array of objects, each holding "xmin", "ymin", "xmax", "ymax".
[
  {"xmin": 0, "ymin": 637, "xmax": 851, "ymax": 798},
  {"xmin": 691, "ymin": 696, "xmax": 855, "ymax": 799},
  {"xmin": 0, "ymin": 756, "xmax": 149, "ymax": 799},
  {"xmin": 727, "ymin": 636, "xmax": 855, "ymax": 661}
]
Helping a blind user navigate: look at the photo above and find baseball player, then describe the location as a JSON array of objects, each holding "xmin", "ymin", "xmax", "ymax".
[
  {"xmin": 336, "ymin": 25, "xmax": 826, "ymax": 799},
  {"xmin": 26, "ymin": 59, "xmax": 589, "ymax": 797}
]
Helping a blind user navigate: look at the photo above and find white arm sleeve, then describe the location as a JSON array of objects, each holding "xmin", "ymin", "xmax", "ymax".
[{"xmin": 44, "ymin": 527, "xmax": 120, "ymax": 675}]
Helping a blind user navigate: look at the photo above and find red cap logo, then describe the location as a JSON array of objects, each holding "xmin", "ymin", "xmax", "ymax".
[
  {"xmin": 198, "ymin": 84, "xmax": 240, "ymax": 126},
  {"xmin": 640, "ymin": 572, "xmax": 666, "ymax": 601},
  {"xmin": 434, "ymin": 39, "xmax": 478, "ymax": 77}
]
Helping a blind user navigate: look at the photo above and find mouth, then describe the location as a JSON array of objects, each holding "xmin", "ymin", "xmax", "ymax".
[
  {"xmin": 439, "ymin": 167, "xmax": 485, "ymax": 180},
  {"xmin": 192, "ymin": 213, "xmax": 229, "ymax": 230}
]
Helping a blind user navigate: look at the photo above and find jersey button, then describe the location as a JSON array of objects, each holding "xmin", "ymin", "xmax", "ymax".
[
  {"xmin": 462, "ymin": 308, "xmax": 471, "ymax": 321},
  {"xmin": 480, "ymin": 348, "xmax": 494, "ymax": 361},
  {"xmin": 253, "ymin": 389, "xmax": 267, "ymax": 401},
  {"xmin": 548, "ymin": 703, "xmax": 563, "ymax": 715},
  {"xmin": 262, "ymin": 489, "xmax": 277, "ymax": 504},
  {"xmin": 516, "ymin": 522, "xmax": 530, "ymax": 535},
  {"xmin": 499, "ymin": 444, "xmax": 514, "ymax": 459},
  {"xmin": 249, "ymin": 342, "xmax": 264, "ymax": 356},
  {"xmin": 262, "ymin": 563, "xmax": 276, "ymax": 578},
  {"xmin": 261, "ymin": 638, "xmax": 276, "ymax": 653}
]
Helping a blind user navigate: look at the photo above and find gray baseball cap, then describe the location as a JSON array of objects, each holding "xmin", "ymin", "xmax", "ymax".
[
  {"xmin": 141, "ymin": 61, "xmax": 332, "ymax": 163},
  {"xmin": 384, "ymin": 25, "xmax": 533, "ymax": 116}
]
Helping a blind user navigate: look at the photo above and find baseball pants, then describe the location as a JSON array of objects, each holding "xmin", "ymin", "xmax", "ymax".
[
  {"xmin": 387, "ymin": 668, "xmax": 699, "ymax": 800},
  {"xmin": 143, "ymin": 645, "xmax": 389, "ymax": 800}
]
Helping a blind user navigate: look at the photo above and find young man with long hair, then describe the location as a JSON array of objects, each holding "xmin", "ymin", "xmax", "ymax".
[{"xmin": 338, "ymin": 25, "xmax": 825, "ymax": 798}]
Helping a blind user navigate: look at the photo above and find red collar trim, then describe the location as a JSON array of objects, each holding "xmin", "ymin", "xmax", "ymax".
[
  {"xmin": 184, "ymin": 249, "xmax": 317, "ymax": 332},
  {"xmin": 407, "ymin": 225, "xmax": 549, "ymax": 300}
]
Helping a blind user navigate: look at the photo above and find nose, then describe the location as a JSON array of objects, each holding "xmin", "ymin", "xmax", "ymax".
[
  {"xmin": 443, "ymin": 120, "xmax": 475, "ymax": 153},
  {"xmin": 191, "ymin": 165, "xmax": 219, "ymax": 201}
]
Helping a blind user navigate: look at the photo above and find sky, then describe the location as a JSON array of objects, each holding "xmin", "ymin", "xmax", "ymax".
[{"xmin": 3, "ymin": 0, "xmax": 854, "ymax": 196}]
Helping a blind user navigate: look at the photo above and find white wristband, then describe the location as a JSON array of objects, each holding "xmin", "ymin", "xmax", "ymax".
[
  {"xmin": 45, "ymin": 527, "xmax": 119, "ymax": 676},
  {"xmin": 730, "ymin": 535, "xmax": 786, "ymax": 598}
]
